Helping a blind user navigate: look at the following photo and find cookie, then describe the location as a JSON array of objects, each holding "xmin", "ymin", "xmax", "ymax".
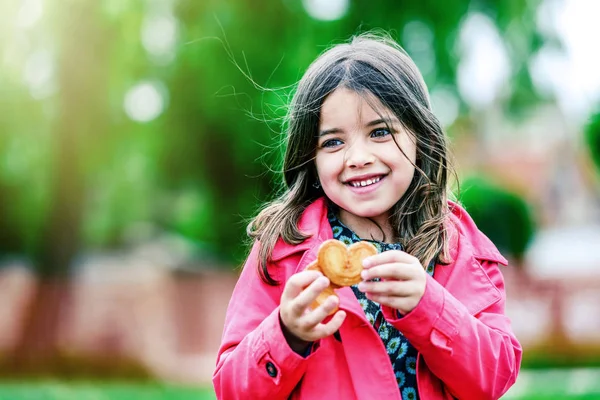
[
  {"xmin": 306, "ymin": 239, "xmax": 377, "ymax": 313},
  {"xmin": 318, "ymin": 239, "xmax": 377, "ymax": 286}
]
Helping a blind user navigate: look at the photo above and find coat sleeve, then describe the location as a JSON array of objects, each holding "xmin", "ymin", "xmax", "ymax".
[
  {"xmin": 381, "ymin": 260, "xmax": 522, "ymax": 400},
  {"xmin": 212, "ymin": 241, "xmax": 309, "ymax": 400}
]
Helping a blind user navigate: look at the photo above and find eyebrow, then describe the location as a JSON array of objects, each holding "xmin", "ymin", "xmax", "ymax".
[
  {"xmin": 366, "ymin": 117, "xmax": 398, "ymax": 127},
  {"xmin": 318, "ymin": 117, "xmax": 399, "ymax": 137}
]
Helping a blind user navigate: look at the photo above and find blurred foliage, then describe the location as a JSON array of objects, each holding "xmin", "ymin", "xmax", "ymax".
[
  {"xmin": 459, "ymin": 176, "xmax": 536, "ymax": 261},
  {"xmin": 585, "ymin": 111, "xmax": 600, "ymax": 174},
  {"xmin": 0, "ymin": 0, "xmax": 549, "ymax": 273},
  {"xmin": 0, "ymin": 351, "xmax": 153, "ymax": 381},
  {"xmin": 522, "ymin": 346, "xmax": 600, "ymax": 370}
]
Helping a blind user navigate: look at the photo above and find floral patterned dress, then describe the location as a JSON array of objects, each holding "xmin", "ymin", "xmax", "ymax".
[{"xmin": 328, "ymin": 209, "xmax": 435, "ymax": 400}]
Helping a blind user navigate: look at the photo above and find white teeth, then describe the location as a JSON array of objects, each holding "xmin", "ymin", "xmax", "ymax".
[{"xmin": 350, "ymin": 177, "xmax": 381, "ymax": 187}]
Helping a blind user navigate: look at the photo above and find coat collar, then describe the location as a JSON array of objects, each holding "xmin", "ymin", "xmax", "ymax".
[
  {"xmin": 446, "ymin": 201, "xmax": 507, "ymax": 265},
  {"xmin": 271, "ymin": 197, "xmax": 507, "ymax": 267}
]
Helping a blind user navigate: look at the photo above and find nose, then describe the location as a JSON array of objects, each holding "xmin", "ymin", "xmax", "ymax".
[{"xmin": 344, "ymin": 141, "xmax": 374, "ymax": 169}]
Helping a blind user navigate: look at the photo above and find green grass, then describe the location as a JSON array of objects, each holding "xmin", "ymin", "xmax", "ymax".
[
  {"xmin": 0, "ymin": 381, "xmax": 216, "ymax": 400},
  {"xmin": 2, "ymin": 369, "xmax": 600, "ymax": 400},
  {"xmin": 507, "ymin": 397, "xmax": 600, "ymax": 400},
  {"xmin": 502, "ymin": 368, "xmax": 600, "ymax": 399}
]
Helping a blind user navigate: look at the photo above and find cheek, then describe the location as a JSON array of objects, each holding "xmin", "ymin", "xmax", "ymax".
[
  {"xmin": 395, "ymin": 134, "xmax": 417, "ymax": 163},
  {"xmin": 392, "ymin": 152, "xmax": 417, "ymax": 186},
  {"xmin": 384, "ymin": 145, "xmax": 414, "ymax": 170},
  {"xmin": 315, "ymin": 154, "xmax": 342, "ymax": 180},
  {"xmin": 400, "ymin": 153, "xmax": 417, "ymax": 171},
  {"xmin": 396, "ymin": 147, "xmax": 417, "ymax": 174},
  {"xmin": 405, "ymin": 148, "xmax": 417, "ymax": 166},
  {"xmin": 314, "ymin": 158, "xmax": 326, "ymax": 180},
  {"xmin": 315, "ymin": 164, "xmax": 332, "ymax": 188}
]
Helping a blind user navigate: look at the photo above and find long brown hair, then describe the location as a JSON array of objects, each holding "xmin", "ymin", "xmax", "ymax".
[{"xmin": 248, "ymin": 32, "xmax": 455, "ymax": 285}]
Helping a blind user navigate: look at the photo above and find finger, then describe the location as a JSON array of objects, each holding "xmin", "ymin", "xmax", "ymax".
[
  {"xmin": 282, "ymin": 270, "xmax": 323, "ymax": 301},
  {"xmin": 358, "ymin": 279, "xmax": 412, "ymax": 296},
  {"xmin": 363, "ymin": 250, "xmax": 416, "ymax": 268},
  {"xmin": 361, "ymin": 263, "xmax": 415, "ymax": 281},
  {"xmin": 312, "ymin": 310, "xmax": 346, "ymax": 339},
  {"xmin": 291, "ymin": 276, "xmax": 331, "ymax": 313},
  {"xmin": 365, "ymin": 293, "xmax": 397, "ymax": 308},
  {"xmin": 301, "ymin": 294, "xmax": 340, "ymax": 327}
]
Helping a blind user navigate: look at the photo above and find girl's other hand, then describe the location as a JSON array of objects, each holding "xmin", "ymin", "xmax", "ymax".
[
  {"xmin": 357, "ymin": 250, "xmax": 426, "ymax": 315},
  {"xmin": 279, "ymin": 270, "xmax": 347, "ymax": 352}
]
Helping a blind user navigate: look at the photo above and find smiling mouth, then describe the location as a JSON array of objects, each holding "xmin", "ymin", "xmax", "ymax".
[{"xmin": 346, "ymin": 175, "xmax": 385, "ymax": 188}]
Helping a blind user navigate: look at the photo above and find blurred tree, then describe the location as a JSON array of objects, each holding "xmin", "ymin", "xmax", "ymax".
[
  {"xmin": 9, "ymin": 0, "xmax": 116, "ymax": 370},
  {"xmin": 459, "ymin": 176, "xmax": 536, "ymax": 263},
  {"xmin": 0, "ymin": 0, "xmax": 548, "ymax": 312},
  {"xmin": 585, "ymin": 111, "xmax": 600, "ymax": 174},
  {"xmin": 0, "ymin": 0, "xmax": 549, "ymax": 267}
]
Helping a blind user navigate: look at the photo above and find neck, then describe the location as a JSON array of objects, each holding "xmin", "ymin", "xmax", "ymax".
[{"xmin": 338, "ymin": 209, "xmax": 396, "ymax": 243}]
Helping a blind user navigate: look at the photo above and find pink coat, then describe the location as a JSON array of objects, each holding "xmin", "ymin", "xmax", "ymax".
[{"xmin": 213, "ymin": 198, "xmax": 522, "ymax": 399}]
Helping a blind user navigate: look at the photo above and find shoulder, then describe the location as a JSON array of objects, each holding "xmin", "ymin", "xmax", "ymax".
[{"xmin": 447, "ymin": 200, "xmax": 508, "ymax": 265}]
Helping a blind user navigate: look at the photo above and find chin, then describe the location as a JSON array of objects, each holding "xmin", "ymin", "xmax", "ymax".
[{"xmin": 347, "ymin": 206, "xmax": 389, "ymax": 219}]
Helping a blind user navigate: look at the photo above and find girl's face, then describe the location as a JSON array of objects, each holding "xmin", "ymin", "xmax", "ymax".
[{"xmin": 315, "ymin": 87, "xmax": 417, "ymax": 228}]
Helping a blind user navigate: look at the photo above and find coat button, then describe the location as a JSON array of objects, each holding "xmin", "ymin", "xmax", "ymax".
[{"xmin": 265, "ymin": 361, "xmax": 278, "ymax": 377}]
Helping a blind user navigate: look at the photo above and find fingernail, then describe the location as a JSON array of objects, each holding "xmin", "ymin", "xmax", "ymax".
[
  {"xmin": 357, "ymin": 282, "xmax": 365, "ymax": 291},
  {"xmin": 360, "ymin": 270, "xmax": 368, "ymax": 280},
  {"xmin": 362, "ymin": 259, "xmax": 370, "ymax": 268}
]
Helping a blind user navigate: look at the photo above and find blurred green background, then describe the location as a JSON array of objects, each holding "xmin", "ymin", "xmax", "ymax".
[{"xmin": 1, "ymin": 0, "xmax": 600, "ymax": 398}]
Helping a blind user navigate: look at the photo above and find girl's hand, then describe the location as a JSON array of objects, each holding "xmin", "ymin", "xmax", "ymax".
[
  {"xmin": 279, "ymin": 270, "xmax": 347, "ymax": 351},
  {"xmin": 357, "ymin": 250, "xmax": 427, "ymax": 315}
]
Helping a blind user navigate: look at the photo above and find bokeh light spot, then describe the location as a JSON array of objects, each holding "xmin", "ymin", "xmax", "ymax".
[
  {"xmin": 430, "ymin": 87, "xmax": 459, "ymax": 128},
  {"xmin": 457, "ymin": 12, "xmax": 510, "ymax": 109},
  {"xmin": 403, "ymin": 20, "xmax": 436, "ymax": 77},
  {"xmin": 23, "ymin": 49, "xmax": 56, "ymax": 99},
  {"xmin": 16, "ymin": 0, "xmax": 43, "ymax": 29},
  {"xmin": 141, "ymin": 13, "xmax": 178, "ymax": 65},
  {"xmin": 123, "ymin": 81, "xmax": 166, "ymax": 123},
  {"xmin": 302, "ymin": 0, "xmax": 348, "ymax": 21}
]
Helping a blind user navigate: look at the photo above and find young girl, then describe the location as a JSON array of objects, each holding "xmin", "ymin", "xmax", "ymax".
[{"xmin": 213, "ymin": 33, "xmax": 522, "ymax": 400}]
